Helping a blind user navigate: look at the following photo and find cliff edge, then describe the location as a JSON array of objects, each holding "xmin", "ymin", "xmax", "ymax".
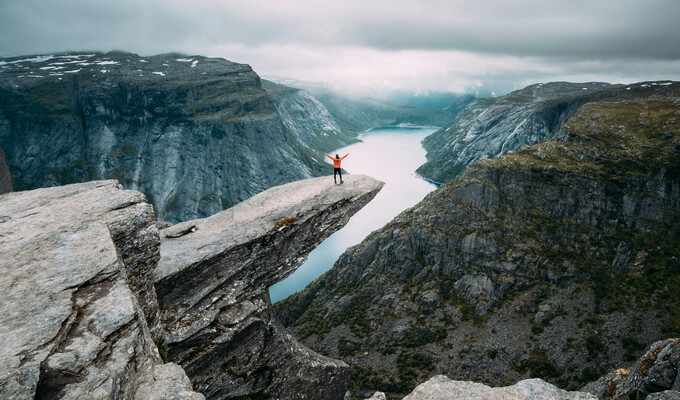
[
  {"xmin": 155, "ymin": 174, "xmax": 384, "ymax": 399},
  {"xmin": 0, "ymin": 174, "xmax": 383, "ymax": 399}
]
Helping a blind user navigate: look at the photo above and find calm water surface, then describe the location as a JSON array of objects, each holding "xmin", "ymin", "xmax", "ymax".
[{"xmin": 269, "ymin": 127, "xmax": 438, "ymax": 303}]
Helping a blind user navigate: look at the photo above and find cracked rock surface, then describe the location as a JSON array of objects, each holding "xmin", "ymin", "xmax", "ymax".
[
  {"xmin": 155, "ymin": 174, "xmax": 383, "ymax": 400},
  {"xmin": 0, "ymin": 180, "xmax": 202, "ymax": 399}
]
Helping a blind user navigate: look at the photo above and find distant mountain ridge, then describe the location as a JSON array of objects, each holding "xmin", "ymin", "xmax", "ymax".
[
  {"xmin": 417, "ymin": 81, "xmax": 680, "ymax": 184},
  {"xmin": 290, "ymin": 87, "xmax": 471, "ymax": 134}
]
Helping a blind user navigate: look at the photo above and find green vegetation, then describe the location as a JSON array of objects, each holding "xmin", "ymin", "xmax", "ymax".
[
  {"xmin": 621, "ymin": 336, "xmax": 647, "ymax": 361},
  {"xmin": 517, "ymin": 348, "xmax": 562, "ymax": 380}
]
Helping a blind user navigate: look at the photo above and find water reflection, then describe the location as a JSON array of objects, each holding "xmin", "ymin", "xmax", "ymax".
[{"xmin": 269, "ymin": 127, "xmax": 438, "ymax": 303}]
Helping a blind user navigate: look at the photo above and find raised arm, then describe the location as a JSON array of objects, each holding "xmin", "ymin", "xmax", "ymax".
[
  {"xmin": 324, "ymin": 153, "xmax": 335, "ymax": 161},
  {"xmin": 340, "ymin": 153, "xmax": 349, "ymax": 160}
]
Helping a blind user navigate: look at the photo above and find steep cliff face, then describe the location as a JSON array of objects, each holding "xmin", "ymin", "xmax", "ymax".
[
  {"xmin": 0, "ymin": 181, "xmax": 202, "ymax": 400},
  {"xmin": 276, "ymin": 100, "xmax": 680, "ymax": 398},
  {"xmin": 155, "ymin": 175, "xmax": 384, "ymax": 399},
  {"xmin": 417, "ymin": 81, "xmax": 680, "ymax": 184},
  {"xmin": 0, "ymin": 52, "xmax": 336, "ymax": 223},
  {"xmin": 262, "ymin": 80, "xmax": 358, "ymax": 151},
  {"xmin": 0, "ymin": 146, "xmax": 11, "ymax": 194}
]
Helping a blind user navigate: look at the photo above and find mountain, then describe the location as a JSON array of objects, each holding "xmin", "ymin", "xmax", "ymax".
[
  {"xmin": 300, "ymin": 87, "xmax": 470, "ymax": 133},
  {"xmin": 276, "ymin": 99, "xmax": 680, "ymax": 399},
  {"xmin": 261, "ymin": 79, "xmax": 358, "ymax": 151},
  {"xmin": 417, "ymin": 81, "xmax": 680, "ymax": 184},
  {"xmin": 0, "ymin": 51, "xmax": 347, "ymax": 223}
]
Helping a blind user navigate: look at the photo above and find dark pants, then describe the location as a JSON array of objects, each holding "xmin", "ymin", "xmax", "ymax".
[{"xmin": 334, "ymin": 168, "xmax": 342, "ymax": 183}]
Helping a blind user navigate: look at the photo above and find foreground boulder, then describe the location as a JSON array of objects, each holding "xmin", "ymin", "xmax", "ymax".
[
  {"xmin": 0, "ymin": 181, "xmax": 202, "ymax": 399},
  {"xmin": 401, "ymin": 376, "xmax": 596, "ymax": 400},
  {"xmin": 155, "ymin": 174, "xmax": 383, "ymax": 399}
]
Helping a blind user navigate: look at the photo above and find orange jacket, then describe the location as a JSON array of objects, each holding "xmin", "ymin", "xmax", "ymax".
[{"xmin": 325, "ymin": 153, "xmax": 349, "ymax": 168}]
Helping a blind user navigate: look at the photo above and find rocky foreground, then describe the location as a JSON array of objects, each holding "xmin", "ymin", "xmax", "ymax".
[
  {"xmin": 0, "ymin": 180, "xmax": 200, "ymax": 399},
  {"xmin": 0, "ymin": 174, "xmax": 383, "ymax": 399}
]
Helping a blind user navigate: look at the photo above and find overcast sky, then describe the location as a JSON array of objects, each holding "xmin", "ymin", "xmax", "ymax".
[{"xmin": 1, "ymin": 0, "xmax": 679, "ymax": 94}]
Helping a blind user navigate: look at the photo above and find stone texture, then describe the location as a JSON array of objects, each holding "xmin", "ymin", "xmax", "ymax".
[
  {"xmin": 583, "ymin": 339, "xmax": 680, "ymax": 400},
  {"xmin": 0, "ymin": 180, "xmax": 202, "ymax": 399},
  {"xmin": 0, "ymin": 146, "xmax": 11, "ymax": 194},
  {"xmin": 155, "ymin": 174, "xmax": 384, "ymax": 399},
  {"xmin": 403, "ymin": 376, "xmax": 596, "ymax": 400}
]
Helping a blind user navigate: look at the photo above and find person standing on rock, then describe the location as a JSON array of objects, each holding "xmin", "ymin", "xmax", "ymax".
[{"xmin": 325, "ymin": 153, "xmax": 349, "ymax": 184}]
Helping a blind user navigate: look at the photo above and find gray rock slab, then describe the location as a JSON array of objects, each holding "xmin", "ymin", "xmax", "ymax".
[
  {"xmin": 403, "ymin": 375, "xmax": 597, "ymax": 400},
  {"xmin": 155, "ymin": 174, "xmax": 383, "ymax": 400},
  {"xmin": 0, "ymin": 180, "xmax": 201, "ymax": 399}
]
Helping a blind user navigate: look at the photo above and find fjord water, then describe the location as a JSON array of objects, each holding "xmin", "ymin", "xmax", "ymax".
[{"xmin": 269, "ymin": 127, "xmax": 438, "ymax": 303}]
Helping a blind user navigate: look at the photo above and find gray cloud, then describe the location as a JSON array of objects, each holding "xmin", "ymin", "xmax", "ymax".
[{"xmin": 1, "ymin": 0, "xmax": 679, "ymax": 92}]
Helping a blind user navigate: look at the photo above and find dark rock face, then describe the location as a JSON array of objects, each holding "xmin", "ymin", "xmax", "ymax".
[
  {"xmin": 155, "ymin": 175, "xmax": 384, "ymax": 399},
  {"xmin": 417, "ymin": 81, "xmax": 680, "ymax": 184},
  {"xmin": 0, "ymin": 146, "xmax": 11, "ymax": 194},
  {"xmin": 582, "ymin": 338, "xmax": 680, "ymax": 400},
  {"xmin": 276, "ymin": 100, "xmax": 680, "ymax": 398},
  {"xmin": 0, "ymin": 180, "xmax": 202, "ymax": 400},
  {"xmin": 262, "ymin": 80, "xmax": 358, "ymax": 151},
  {"xmin": 0, "ymin": 52, "xmax": 338, "ymax": 223}
]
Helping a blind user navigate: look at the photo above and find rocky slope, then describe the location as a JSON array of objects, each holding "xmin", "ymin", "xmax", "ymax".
[
  {"xmin": 369, "ymin": 337, "xmax": 680, "ymax": 400},
  {"xmin": 582, "ymin": 338, "xmax": 680, "ymax": 399},
  {"xmin": 417, "ymin": 81, "xmax": 680, "ymax": 184},
  {"xmin": 0, "ymin": 145, "xmax": 11, "ymax": 194},
  {"xmin": 0, "ymin": 51, "xmax": 343, "ymax": 223},
  {"xmin": 276, "ymin": 100, "xmax": 680, "ymax": 398},
  {"xmin": 0, "ymin": 181, "xmax": 202, "ymax": 399}
]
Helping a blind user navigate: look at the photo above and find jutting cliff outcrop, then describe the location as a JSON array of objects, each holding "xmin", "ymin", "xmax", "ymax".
[
  {"xmin": 155, "ymin": 174, "xmax": 383, "ymax": 399},
  {"xmin": 276, "ymin": 99, "xmax": 680, "ymax": 398},
  {"xmin": 0, "ymin": 174, "xmax": 383, "ymax": 399}
]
